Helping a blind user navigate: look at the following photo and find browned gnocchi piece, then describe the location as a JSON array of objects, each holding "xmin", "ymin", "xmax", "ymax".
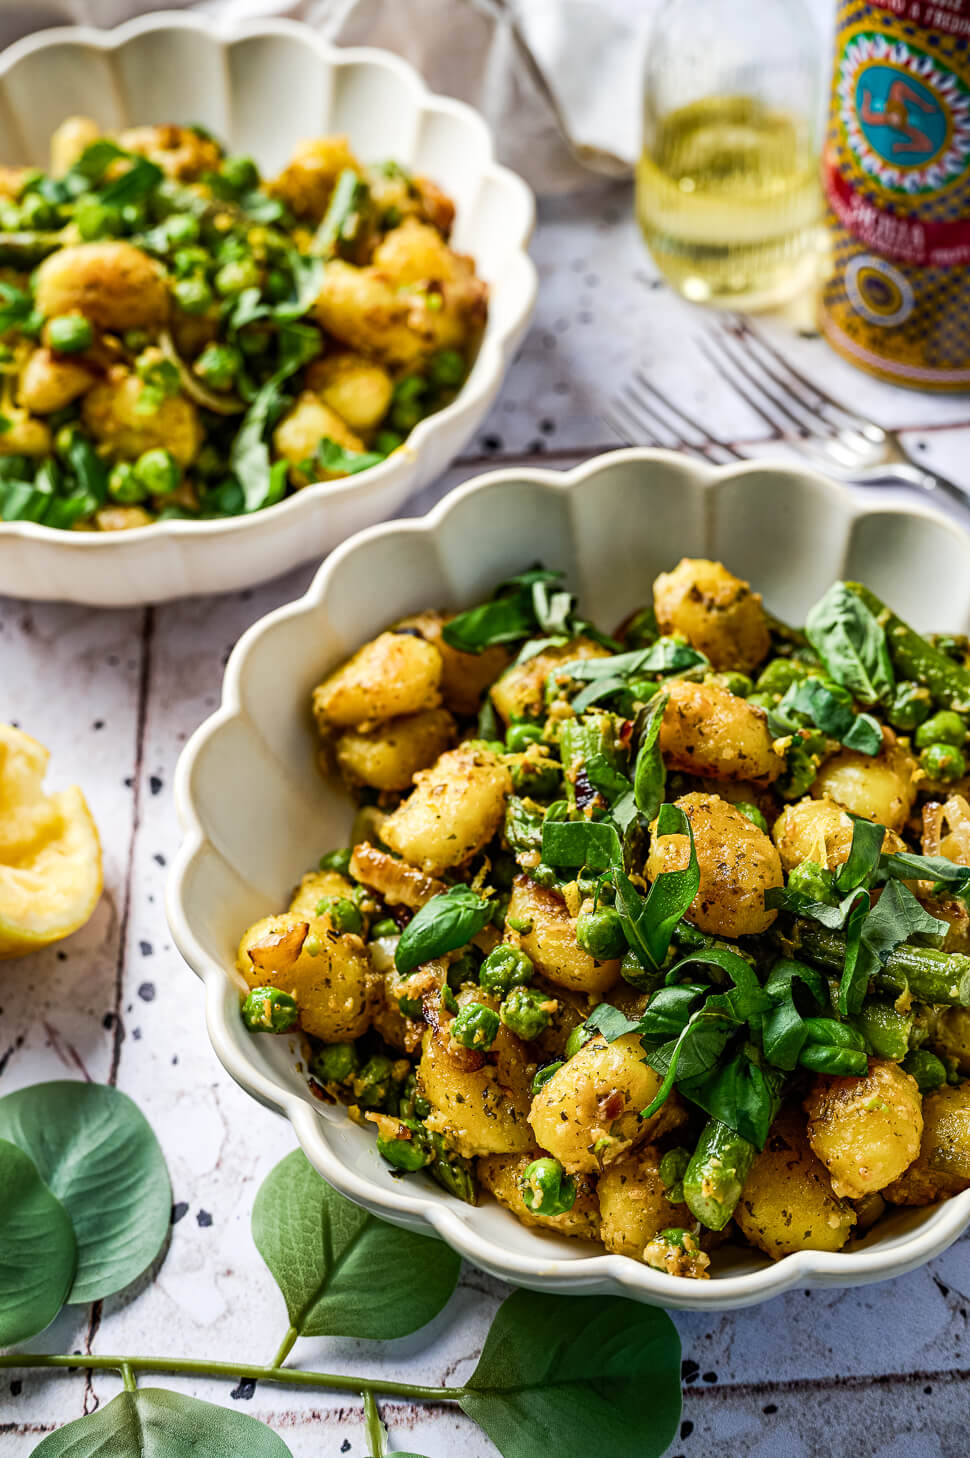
[
  {"xmin": 803, "ymin": 1059, "xmax": 923, "ymax": 1200},
  {"xmin": 653, "ymin": 557, "xmax": 772, "ymax": 672},
  {"xmin": 380, "ymin": 743, "xmax": 511, "ymax": 875}
]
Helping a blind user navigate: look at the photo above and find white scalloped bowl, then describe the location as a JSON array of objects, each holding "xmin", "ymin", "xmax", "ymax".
[
  {"xmin": 169, "ymin": 449, "xmax": 970, "ymax": 1309},
  {"xmin": 0, "ymin": 13, "xmax": 535, "ymax": 605}
]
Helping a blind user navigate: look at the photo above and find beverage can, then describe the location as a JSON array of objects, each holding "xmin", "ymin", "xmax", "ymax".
[{"xmin": 820, "ymin": 0, "xmax": 970, "ymax": 391}]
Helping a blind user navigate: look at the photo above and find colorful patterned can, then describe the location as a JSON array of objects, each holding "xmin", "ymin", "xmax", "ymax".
[{"xmin": 820, "ymin": 0, "xmax": 970, "ymax": 391}]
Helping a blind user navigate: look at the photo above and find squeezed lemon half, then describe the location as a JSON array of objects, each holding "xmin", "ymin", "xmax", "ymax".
[{"xmin": 0, "ymin": 725, "xmax": 102, "ymax": 958}]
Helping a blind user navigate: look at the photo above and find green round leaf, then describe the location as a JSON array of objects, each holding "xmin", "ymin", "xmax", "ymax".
[
  {"xmin": 460, "ymin": 1290, "xmax": 682, "ymax": 1458},
  {"xmin": 31, "ymin": 1387, "xmax": 293, "ymax": 1457},
  {"xmin": 0, "ymin": 1082, "xmax": 171, "ymax": 1304},
  {"xmin": 252, "ymin": 1148, "xmax": 461, "ymax": 1339},
  {"xmin": 0, "ymin": 1138, "xmax": 76, "ymax": 1344}
]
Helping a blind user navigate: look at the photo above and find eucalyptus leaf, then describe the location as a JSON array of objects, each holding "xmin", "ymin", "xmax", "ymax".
[
  {"xmin": 31, "ymin": 1387, "xmax": 293, "ymax": 1458},
  {"xmin": 395, "ymin": 884, "xmax": 494, "ymax": 975},
  {"xmin": 0, "ymin": 1138, "xmax": 76, "ymax": 1344},
  {"xmin": 0, "ymin": 1081, "xmax": 170, "ymax": 1304},
  {"xmin": 252, "ymin": 1149, "xmax": 461, "ymax": 1338},
  {"xmin": 459, "ymin": 1290, "xmax": 681, "ymax": 1458}
]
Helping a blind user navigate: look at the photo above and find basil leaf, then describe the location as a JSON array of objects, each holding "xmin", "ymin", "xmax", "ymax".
[
  {"xmin": 805, "ymin": 581, "xmax": 895, "ymax": 704},
  {"xmin": 617, "ymin": 803, "xmax": 699, "ymax": 972},
  {"xmin": 0, "ymin": 1139, "xmax": 76, "ymax": 1344},
  {"xmin": 505, "ymin": 796, "xmax": 544, "ymax": 858},
  {"xmin": 666, "ymin": 945, "xmax": 771, "ymax": 1021},
  {"xmin": 0, "ymin": 1081, "xmax": 171, "ymax": 1304},
  {"xmin": 533, "ymin": 577, "xmax": 574, "ymax": 635},
  {"xmin": 585, "ymin": 1002, "xmax": 643, "ymax": 1043},
  {"xmin": 315, "ymin": 436, "xmax": 387, "ymax": 477},
  {"xmin": 273, "ymin": 250, "xmax": 325, "ymax": 322},
  {"xmin": 553, "ymin": 640, "xmax": 707, "ymax": 712},
  {"xmin": 839, "ymin": 879, "xmax": 948, "ymax": 1015},
  {"xmin": 765, "ymin": 882, "xmax": 866, "ymax": 930},
  {"xmin": 99, "ymin": 155, "xmax": 163, "ymax": 206},
  {"xmin": 761, "ymin": 957, "xmax": 828, "ymax": 1070},
  {"xmin": 835, "ymin": 817, "xmax": 887, "ymax": 892},
  {"xmin": 66, "ymin": 431, "xmax": 108, "ymax": 506},
  {"xmin": 633, "ymin": 691, "xmax": 669, "ymax": 823},
  {"xmin": 541, "ymin": 817, "xmax": 622, "ymax": 872},
  {"xmin": 642, "ymin": 993, "xmax": 740, "ymax": 1116},
  {"xmin": 679, "ymin": 1052, "xmax": 781, "ymax": 1148},
  {"xmin": 776, "ymin": 677, "xmax": 882, "ymax": 756},
  {"xmin": 31, "ymin": 1388, "xmax": 294, "ymax": 1458},
  {"xmin": 0, "ymin": 279, "xmax": 36, "ymax": 334},
  {"xmin": 252, "ymin": 1148, "xmax": 460, "ymax": 1337},
  {"xmin": 881, "ymin": 851, "xmax": 970, "ymax": 903},
  {"xmin": 636, "ymin": 983, "xmax": 709, "ymax": 1041},
  {"xmin": 395, "ymin": 884, "xmax": 494, "ymax": 974},
  {"xmin": 442, "ymin": 568, "xmax": 583, "ymax": 654},
  {"xmin": 460, "ymin": 1289, "xmax": 682, "ymax": 1458}
]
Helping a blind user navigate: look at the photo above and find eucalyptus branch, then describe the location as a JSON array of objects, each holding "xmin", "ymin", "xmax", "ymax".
[{"xmin": 0, "ymin": 1351, "xmax": 463, "ymax": 1404}]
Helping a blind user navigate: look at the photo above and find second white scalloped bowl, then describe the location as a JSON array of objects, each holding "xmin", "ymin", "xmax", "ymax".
[
  {"xmin": 0, "ymin": 13, "xmax": 535, "ymax": 605},
  {"xmin": 169, "ymin": 449, "xmax": 970, "ymax": 1309}
]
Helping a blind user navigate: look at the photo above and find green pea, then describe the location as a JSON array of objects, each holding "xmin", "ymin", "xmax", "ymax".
[
  {"xmin": 511, "ymin": 758, "xmax": 560, "ymax": 799},
  {"xmin": 133, "ymin": 448, "xmax": 180, "ymax": 497},
  {"xmin": 915, "ymin": 710, "xmax": 967, "ymax": 751},
  {"xmin": 390, "ymin": 397, "xmax": 424, "ymax": 434},
  {"xmin": 451, "ymin": 1003, "xmax": 501, "ymax": 1050},
  {"xmin": 75, "ymin": 195, "xmax": 122, "ymax": 239},
  {"xmin": 122, "ymin": 328, "xmax": 151, "ymax": 354},
  {"xmin": 397, "ymin": 994, "xmax": 423, "ymax": 1019},
  {"xmin": 756, "ymin": 658, "xmax": 810, "ymax": 696},
  {"xmin": 500, "ymin": 985, "xmax": 552, "ymax": 1041},
  {"xmin": 428, "ymin": 349, "xmax": 465, "ymax": 388},
  {"xmin": 319, "ymin": 847, "xmax": 352, "ymax": 874},
  {"xmin": 530, "ymin": 862, "xmax": 559, "ymax": 889},
  {"xmin": 194, "ymin": 343, "xmax": 242, "ymax": 393},
  {"xmin": 575, "ymin": 905, "xmax": 626, "ymax": 961},
  {"xmin": 264, "ymin": 267, "xmax": 290, "ymax": 301},
  {"xmin": 241, "ymin": 986, "xmax": 299, "ymax": 1033},
  {"xmin": 778, "ymin": 739, "xmax": 819, "ymax": 800},
  {"xmin": 44, "ymin": 313, "xmax": 92, "ymax": 356},
  {"xmin": 658, "ymin": 1146, "xmax": 690, "ymax": 1201},
  {"xmin": 506, "ymin": 721, "xmax": 544, "ymax": 753},
  {"xmin": 19, "ymin": 191, "xmax": 55, "ymax": 228},
  {"xmin": 506, "ymin": 914, "xmax": 534, "ymax": 935},
  {"xmin": 316, "ymin": 896, "xmax": 363, "ymax": 935},
  {"xmin": 521, "ymin": 1157, "xmax": 576, "ymax": 1217},
  {"xmin": 902, "ymin": 1048, "xmax": 948, "ymax": 1094},
  {"xmin": 480, "ymin": 944, "xmax": 533, "ymax": 995},
  {"xmin": 655, "ymin": 1226, "xmax": 693, "ymax": 1250},
  {"xmin": 108, "ymin": 461, "xmax": 147, "ymax": 504},
  {"xmin": 370, "ymin": 917, "xmax": 399, "ymax": 940},
  {"xmin": 886, "ymin": 681, "xmax": 933, "ymax": 732},
  {"xmin": 172, "ymin": 245, "xmax": 209, "ymax": 277},
  {"xmin": 785, "ymin": 860, "xmax": 836, "ymax": 907},
  {"xmin": 393, "ymin": 374, "xmax": 426, "ymax": 404},
  {"xmin": 714, "ymin": 671, "xmax": 754, "ymax": 698},
  {"xmin": 733, "ymin": 801, "xmax": 768, "ymax": 835},
  {"xmin": 374, "ymin": 428, "xmax": 404, "ymax": 456},
  {"xmin": 312, "ymin": 1041, "xmax": 359, "ymax": 1083},
  {"xmin": 746, "ymin": 690, "xmax": 779, "ymax": 712},
  {"xmin": 447, "ymin": 950, "xmax": 481, "ymax": 989},
  {"xmin": 173, "ymin": 276, "xmax": 213, "ymax": 315},
  {"xmin": 121, "ymin": 201, "xmax": 148, "ymax": 231},
  {"xmin": 376, "ymin": 1117, "xmax": 433, "ymax": 1172},
  {"xmin": 353, "ymin": 1053, "xmax": 396, "ymax": 1109},
  {"xmin": 164, "ymin": 213, "xmax": 201, "ymax": 247},
  {"xmin": 220, "ymin": 154, "xmax": 261, "ymax": 192},
  {"xmin": 54, "ymin": 423, "xmax": 81, "ymax": 459},
  {"xmin": 531, "ymin": 1061, "xmax": 563, "ymax": 1095},
  {"xmin": 215, "ymin": 257, "xmax": 260, "ymax": 296},
  {"xmin": 564, "ymin": 1022, "xmax": 593, "ymax": 1060},
  {"xmin": 921, "ymin": 743, "xmax": 966, "ymax": 782}
]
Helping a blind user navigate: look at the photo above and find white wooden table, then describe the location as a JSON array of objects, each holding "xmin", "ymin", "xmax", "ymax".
[{"xmin": 3, "ymin": 180, "xmax": 970, "ymax": 1457}]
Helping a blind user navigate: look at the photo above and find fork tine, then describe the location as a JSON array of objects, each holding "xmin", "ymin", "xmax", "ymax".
[
  {"xmin": 627, "ymin": 375, "xmax": 704, "ymax": 446},
  {"xmin": 695, "ymin": 331, "xmax": 786, "ymax": 435},
  {"xmin": 615, "ymin": 384, "xmax": 680, "ymax": 446},
  {"xmin": 706, "ymin": 323, "xmax": 825, "ymax": 435},
  {"xmin": 734, "ymin": 319, "xmax": 884, "ymax": 437},
  {"xmin": 630, "ymin": 372, "xmax": 747, "ymax": 460},
  {"xmin": 602, "ymin": 397, "xmax": 662, "ymax": 447}
]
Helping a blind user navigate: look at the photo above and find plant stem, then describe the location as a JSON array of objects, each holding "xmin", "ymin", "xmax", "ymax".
[
  {"xmin": 270, "ymin": 1325, "xmax": 298, "ymax": 1369},
  {"xmin": 364, "ymin": 1389, "xmax": 387, "ymax": 1456},
  {"xmin": 120, "ymin": 1363, "xmax": 136, "ymax": 1393},
  {"xmin": 0, "ymin": 1352, "xmax": 463, "ymax": 1404}
]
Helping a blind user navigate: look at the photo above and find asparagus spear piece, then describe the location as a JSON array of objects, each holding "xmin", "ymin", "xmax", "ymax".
[
  {"xmin": 683, "ymin": 1117, "xmax": 757, "ymax": 1230},
  {"xmin": 787, "ymin": 919, "xmax": 970, "ymax": 1008},
  {"xmin": 846, "ymin": 582, "xmax": 970, "ymax": 714},
  {"xmin": 0, "ymin": 229, "xmax": 68, "ymax": 266}
]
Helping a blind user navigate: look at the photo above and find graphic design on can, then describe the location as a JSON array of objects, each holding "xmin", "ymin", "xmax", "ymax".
[{"xmin": 820, "ymin": 0, "xmax": 970, "ymax": 391}]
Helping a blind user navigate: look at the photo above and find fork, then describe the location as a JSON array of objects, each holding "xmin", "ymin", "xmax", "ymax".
[{"xmin": 694, "ymin": 320, "xmax": 970, "ymax": 510}]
